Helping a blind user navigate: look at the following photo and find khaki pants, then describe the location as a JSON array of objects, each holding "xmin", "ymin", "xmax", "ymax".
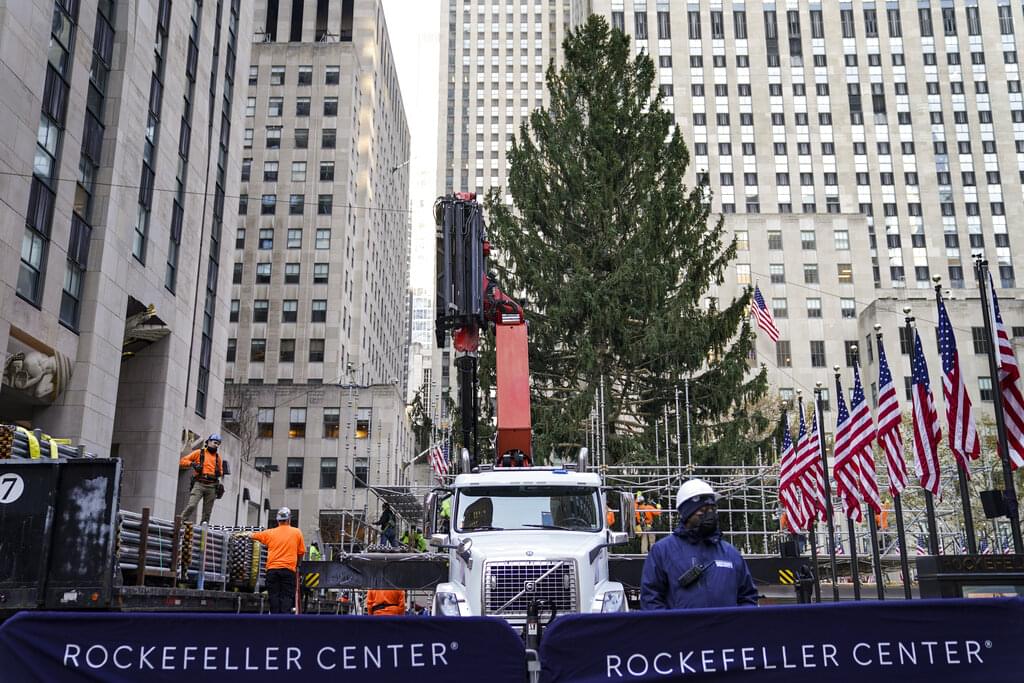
[{"xmin": 181, "ymin": 481, "xmax": 218, "ymax": 523}]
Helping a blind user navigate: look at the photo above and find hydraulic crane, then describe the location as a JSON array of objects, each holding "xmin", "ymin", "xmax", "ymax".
[{"xmin": 434, "ymin": 193, "xmax": 532, "ymax": 467}]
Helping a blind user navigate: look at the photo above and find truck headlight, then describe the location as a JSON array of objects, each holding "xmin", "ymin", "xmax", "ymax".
[
  {"xmin": 600, "ymin": 589, "xmax": 625, "ymax": 613},
  {"xmin": 436, "ymin": 592, "xmax": 462, "ymax": 616}
]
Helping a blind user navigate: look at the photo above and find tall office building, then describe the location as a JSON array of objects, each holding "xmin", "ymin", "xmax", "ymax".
[
  {"xmin": 439, "ymin": 0, "xmax": 1024, "ymax": 429},
  {"xmin": 0, "ymin": 0, "xmax": 250, "ymax": 517},
  {"xmin": 228, "ymin": 0, "xmax": 411, "ymax": 536}
]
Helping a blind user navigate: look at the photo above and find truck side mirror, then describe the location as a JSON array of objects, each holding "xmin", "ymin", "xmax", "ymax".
[
  {"xmin": 423, "ymin": 491, "xmax": 438, "ymax": 536},
  {"xmin": 619, "ymin": 492, "xmax": 636, "ymax": 540},
  {"xmin": 429, "ymin": 533, "xmax": 447, "ymax": 548}
]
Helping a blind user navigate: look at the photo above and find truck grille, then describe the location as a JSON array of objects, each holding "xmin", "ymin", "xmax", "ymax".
[{"xmin": 483, "ymin": 560, "xmax": 578, "ymax": 617}]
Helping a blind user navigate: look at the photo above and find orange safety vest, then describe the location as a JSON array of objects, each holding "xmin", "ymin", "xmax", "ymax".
[{"xmin": 179, "ymin": 448, "xmax": 223, "ymax": 481}]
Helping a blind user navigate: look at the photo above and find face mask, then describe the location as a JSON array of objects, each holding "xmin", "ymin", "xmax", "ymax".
[
  {"xmin": 208, "ymin": 443, "xmax": 220, "ymax": 451},
  {"xmin": 696, "ymin": 511, "xmax": 719, "ymax": 538}
]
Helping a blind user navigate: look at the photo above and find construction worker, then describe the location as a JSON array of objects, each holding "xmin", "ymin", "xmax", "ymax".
[
  {"xmin": 179, "ymin": 434, "xmax": 225, "ymax": 523},
  {"xmin": 308, "ymin": 542, "xmax": 322, "ymax": 560},
  {"xmin": 641, "ymin": 479, "xmax": 758, "ymax": 609},
  {"xmin": 365, "ymin": 588, "xmax": 406, "ymax": 616},
  {"xmin": 376, "ymin": 502, "xmax": 397, "ymax": 547},
  {"xmin": 400, "ymin": 526, "xmax": 428, "ymax": 552},
  {"xmin": 439, "ymin": 495, "xmax": 452, "ymax": 532},
  {"xmin": 635, "ymin": 494, "xmax": 656, "ymax": 553},
  {"xmin": 243, "ymin": 507, "xmax": 306, "ymax": 614}
]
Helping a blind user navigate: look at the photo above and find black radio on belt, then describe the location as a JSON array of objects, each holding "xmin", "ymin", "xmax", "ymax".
[{"xmin": 678, "ymin": 563, "xmax": 709, "ymax": 588}]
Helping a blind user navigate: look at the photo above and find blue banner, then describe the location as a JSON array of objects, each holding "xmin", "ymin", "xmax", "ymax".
[
  {"xmin": 539, "ymin": 598, "xmax": 1024, "ymax": 682},
  {"xmin": 0, "ymin": 612, "xmax": 526, "ymax": 682}
]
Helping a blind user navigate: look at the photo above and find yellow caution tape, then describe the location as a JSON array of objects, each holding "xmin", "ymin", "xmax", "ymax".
[
  {"xmin": 304, "ymin": 572, "xmax": 320, "ymax": 588},
  {"xmin": 778, "ymin": 569, "xmax": 796, "ymax": 585}
]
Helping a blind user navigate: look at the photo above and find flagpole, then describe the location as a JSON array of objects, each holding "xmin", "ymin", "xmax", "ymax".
[
  {"xmin": 877, "ymin": 325, "xmax": 915, "ymax": 599},
  {"xmin": 974, "ymin": 256, "xmax": 1024, "ymax": 554},
  {"xmin": 851, "ymin": 345, "xmax": 886, "ymax": 601},
  {"xmin": 835, "ymin": 367, "xmax": 864, "ymax": 601},
  {"xmin": 814, "ymin": 383, "xmax": 841, "ymax": 602},
  {"xmin": 906, "ymin": 309, "xmax": 942, "ymax": 555},
  {"xmin": 799, "ymin": 393, "xmax": 822, "ymax": 602},
  {"xmin": 935, "ymin": 281, "xmax": 979, "ymax": 554}
]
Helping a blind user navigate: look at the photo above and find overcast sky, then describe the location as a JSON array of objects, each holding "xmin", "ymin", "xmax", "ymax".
[{"xmin": 382, "ymin": 0, "xmax": 441, "ymax": 293}]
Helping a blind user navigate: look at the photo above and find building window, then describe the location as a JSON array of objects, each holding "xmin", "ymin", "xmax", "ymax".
[
  {"xmin": 226, "ymin": 339, "xmax": 236, "ymax": 362},
  {"xmin": 657, "ymin": 11, "xmax": 670, "ymax": 39},
  {"xmin": 736, "ymin": 264, "xmax": 751, "ymax": 285},
  {"xmin": 800, "ymin": 231, "xmax": 816, "ymax": 250},
  {"xmin": 313, "ymin": 263, "xmax": 329, "ymax": 284},
  {"xmin": 295, "ymin": 128, "xmax": 308, "ymax": 148},
  {"xmin": 287, "ymin": 228, "xmax": 301, "ymax": 248},
  {"xmin": 285, "ymin": 262, "xmax": 300, "ymax": 284},
  {"xmin": 289, "ymin": 194, "xmax": 304, "ymax": 215},
  {"xmin": 289, "ymin": 408, "xmax": 307, "ymax": 438},
  {"xmin": 295, "ymin": 97, "xmax": 310, "ymax": 116},
  {"xmin": 353, "ymin": 457, "xmax": 369, "ymax": 488},
  {"xmin": 257, "ymin": 408, "xmax": 275, "ymax": 438},
  {"xmin": 776, "ymin": 341, "xmax": 793, "ymax": 368},
  {"xmin": 229, "ymin": 300, "xmax": 239, "ymax": 323},
  {"xmin": 282, "ymin": 299, "xmax": 298, "ymax": 322},
  {"xmin": 810, "ymin": 340, "xmax": 827, "ymax": 368},
  {"xmin": 323, "ymin": 97, "xmax": 338, "ymax": 116},
  {"xmin": 316, "ymin": 229, "xmax": 331, "ymax": 249},
  {"xmin": 253, "ymin": 300, "xmax": 269, "ymax": 322},
  {"xmin": 270, "ymin": 66, "xmax": 285, "ymax": 85},
  {"xmin": 267, "ymin": 97, "xmax": 283, "ymax": 117},
  {"xmin": 261, "ymin": 194, "xmax": 277, "ymax": 215},
  {"xmin": 323, "ymin": 407, "xmax": 340, "ymax": 438},
  {"xmin": 280, "ymin": 338, "xmax": 295, "ymax": 362},
  {"xmin": 251, "ymin": 338, "xmax": 267, "ymax": 362},
  {"xmin": 817, "ymin": 387, "xmax": 831, "ymax": 412},
  {"xmin": 258, "ymin": 228, "xmax": 273, "ymax": 249},
  {"xmin": 767, "ymin": 231, "xmax": 783, "ymax": 250},
  {"xmin": 845, "ymin": 341, "xmax": 860, "ymax": 367},
  {"xmin": 320, "ymin": 458, "xmax": 338, "ymax": 489},
  {"xmin": 971, "ymin": 327, "xmax": 990, "ymax": 355},
  {"xmin": 311, "ymin": 299, "xmax": 327, "ymax": 322},
  {"xmin": 979, "ymin": 377, "xmax": 994, "ymax": 402},
  {"xmin": 806, "ymin": 298, "xmax": 822, "ymax": 318},
  {"xmin": 837, "ymin": 264, "xmax": 853, "ymax": 284},
  {"xmin": 325, "ymin": 65, "xmax": 340, "ymax": 84},
  {"xmin": 769, "ymin": 264, "xmax": 785, "ymax": 284},
  {"xmin": 317, "ymin": 194, "xmax": 333, "ymax": 215},
  {"xmin": 256, "ymin": 263, "xmax": 272, "ymax": 284},
  {"xmin": 298, "ymin": 65, "xmax": 312, "ymax": 85},
  {"xmin": 286, "ymin": 458, "xmax": 304, "ymax": 488},
  {"xmin": 232, "ymin": 263, "xmax": 243, "ymax": 284},
  {"xmin": 772, "ymin": 298, "xmax": 788, "ymax": 319},
  {"xmin": 833, "ymin": 230, "xmax": 850, "ymax": 250},
  {"xmin": 309, "ymin": 338, "xmax": 325, "ymax": 362},
  {"xmin": 840, "ymin": 299, "xmax": 856, "ymax": 319},
  {"xmin": 734, "ymin": 230, "xmax": 748, "ymax": 250},
  {"xmin": 322, "ymin": 128, "xmax": 336, "ymax": 148},
  {"xmin": 291, "ymin": 161, "xmax": 306, "ymax": 182},
  {"xmin": 266, "ymin": 127, "xmax": 281, "ymax": 149},
  {"xmin": 803, "ymin": 264, "xmax": 819, "ymax": 284},
  {"xmin": 320, "ymin": 161, "xmax": 335, "ymax": 181}
]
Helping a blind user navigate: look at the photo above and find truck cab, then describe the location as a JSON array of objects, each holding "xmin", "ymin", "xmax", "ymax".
[{"xmin": 424, "ymin": 465, "xmax": 634, "ymax": 626}]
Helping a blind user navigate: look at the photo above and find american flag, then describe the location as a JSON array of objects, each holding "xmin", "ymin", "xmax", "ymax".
[
  {"xmin": 849, "ymin": 363, "xmax": 882, "ymax": 515},
  {"xmin": 833, "ymin": 374, "xmax": 864, "ymax": 522},
  {"xmin": 778, "ymin": 412, "xmax": 809, "ymax": 532},
  {"xmin": 751, "ymin": 285, "xmax": 780, "ymax": 342},
  {"xmin": 915, "ymin": 534, "xmax": 929, "ymax": 556},
  {"xmin": 937, "ymin": 295, "xmax": 980, "ymax": 475},
  {"xmin": 875, "ymin": 335, "xmax": 909, "ymax": 496},
  {"xmin": 911, "ymin": 330, "xmax": 943, "ymax": 496},
  {"xmin": 988, "ymin": 272, "xmax": 1024, "ymax": 470},
  {"xmin": 429, "ymin": 443, "xmax": 450, "ymax": 477},
  {"xmin": 979, "ymin": 536, "xmax": 993, "ymax": 555},
  {"xmin": 795, "ymin": 404, "xmax": 828, "ymax": 522}
]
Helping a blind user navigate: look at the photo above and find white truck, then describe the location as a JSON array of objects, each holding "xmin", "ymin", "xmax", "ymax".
[{"xmin": 423, "ymin": 455, "xmax": 635, "ymax": 626}]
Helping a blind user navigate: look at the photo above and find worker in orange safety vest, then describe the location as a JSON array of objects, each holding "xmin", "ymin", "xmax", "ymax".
[{"xmin": 366, "ymin": 589, "xmax": 406, "ymax": 616}]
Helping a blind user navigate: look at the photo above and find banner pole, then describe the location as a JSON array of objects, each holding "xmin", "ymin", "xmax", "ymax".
[
  {"xmin": 867, "ymin": 511, "xmax": 885, "ymax": 600},
  {"xmin": 847, "ymin": 517, "xmax": 862, "ymax": 600},
  {"xmin": 905, "ymin": 311, "xmax": 942, "ymax": 556},
  {"xmin": 808, "ymin": 520, "xmax": 821, "ymax": 602},
  {"xmin": 892, "ymin": 493, "xmax": 913, "ymax": 599}
]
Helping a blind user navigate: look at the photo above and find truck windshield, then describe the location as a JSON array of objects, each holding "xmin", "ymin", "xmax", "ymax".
[{"xmin": 454, "ymin": 486, "xmax": 601, "ymax": 532}]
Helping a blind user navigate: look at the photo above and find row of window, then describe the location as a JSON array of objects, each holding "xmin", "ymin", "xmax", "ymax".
[
  {"xmin": 245, "ymin": 126, "xmax": 340, "ymax": 150},
  {"xmin": 246, "ymin": 96, "xmax": 339, "ymax": 118},
  {"xmin": 258, "ymin": 456, "xmax": 362, "ymax": 490},
  {"xmin": 241, "ymin": 159, "xmax": 334, "ymax": 183},
  {"xmin": 766, "ymin": 297, "xmax": 857, "ymax": 321},
  {"xmin": 227, "ymin": 337, "xmax": 326, "ymax": 363},
  {"xmin": 232, "ymin": 261, "xmax": 330, "ymax": 285},
  {"xmin": 739, "ymin": 230, "xmax": 850, "ymax": 252},
  {"xmin": 237, "ymin": 227, "xmax": 336, "ymax": 251},
  {"xmin": 239, "ymin": 193, "xmax": 335, "ymax": 216},
  {"xmin": 231, "ymin": 298, "xmax": 328, "ymax": 323},
  {"xmin": 736, "ymin": 263, "xmax": 854, "ymax": 287},
  {"xmin": 250, "ymin": 64, "xmax": 341, "ymax": 87}
]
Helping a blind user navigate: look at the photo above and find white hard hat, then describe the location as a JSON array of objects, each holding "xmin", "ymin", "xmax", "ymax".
[
  {"xmin": 276, "ymin": 506, "xmax": 292, "ymax": 522},
  {"xmin": 676, "ymin": 479, "xmax": 721, "ymax": 510}
]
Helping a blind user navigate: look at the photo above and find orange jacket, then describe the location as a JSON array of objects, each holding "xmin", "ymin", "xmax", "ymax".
[
  {"xmin": 635, "ymin": 504, "xmax": 655, "ymax": 527},
  {"xmin": 179, "ymin": 448, "xmax": 223, "ymax": 479},
  {"xmin": 366, "ymin": 589, "xmax": 406, "ymax": 616},
  {"xmin": 252, "ymin": 524, "xmax": 305, "ymax": 571}
]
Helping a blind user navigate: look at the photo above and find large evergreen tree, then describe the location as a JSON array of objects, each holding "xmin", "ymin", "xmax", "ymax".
[{"xmin": 482, "ymin": 15, "xmax": 771, "ymax": 466}]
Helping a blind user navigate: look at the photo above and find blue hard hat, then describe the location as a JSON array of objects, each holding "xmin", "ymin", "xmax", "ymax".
[{"xmin": 208, "ymin": 433, "xmax": 222, "ymax": 443}]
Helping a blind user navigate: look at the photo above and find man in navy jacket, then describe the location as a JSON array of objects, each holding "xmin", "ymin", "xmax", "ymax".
[{"xmin": 641, "ymin": 479, "xmax": 759, "ymax": 610}]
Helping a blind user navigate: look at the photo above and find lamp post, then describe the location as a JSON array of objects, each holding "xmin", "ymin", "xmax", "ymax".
[{"xmin": 255, "ymin": 463, "xmax": 278, "ymax": 527}]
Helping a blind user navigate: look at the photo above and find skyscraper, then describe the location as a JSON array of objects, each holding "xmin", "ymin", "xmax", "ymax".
[
  {"xmin": 438, "ymin": 0, "xmax": 1024, "ymax": 426},
  {"xmin": 0, "ymin": 0, "xmax": 250, "ymax": 517},
  {"xmin": 229, "ymin": 0, "xmax": 411, "ymax": 534}
]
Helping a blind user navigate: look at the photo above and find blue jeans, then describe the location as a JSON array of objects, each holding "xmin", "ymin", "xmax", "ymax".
[{"xmin": 382, "ymin": 526, "xmax": 397, "ymax": 547}]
